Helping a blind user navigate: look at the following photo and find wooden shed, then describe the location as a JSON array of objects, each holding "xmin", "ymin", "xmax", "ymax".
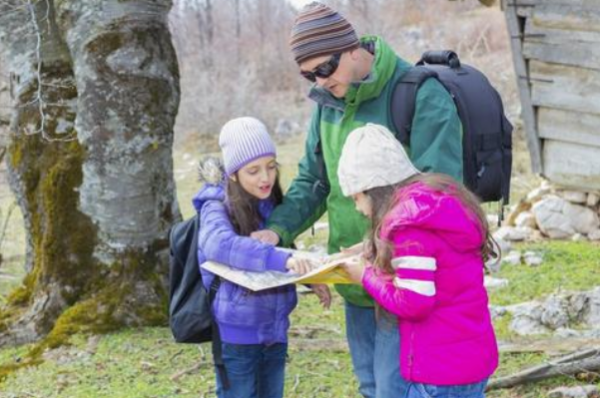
[{"xmin": 503, "ymin": 0, "xmax": 600, "ymax": 190}]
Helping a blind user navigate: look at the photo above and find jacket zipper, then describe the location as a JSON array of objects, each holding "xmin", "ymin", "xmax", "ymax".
[{"xmin": 408, "ymin": 326, "xmax": 415, "ymax": 380}]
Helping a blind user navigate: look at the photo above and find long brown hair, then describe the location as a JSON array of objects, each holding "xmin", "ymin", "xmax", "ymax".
[
  {"xmin": 226, "ymin": 173, "xmax": 283, "ymax": 236},
  {"xmin": 366, "ymin": 173, "xmax": 498, "ymax": 275}
]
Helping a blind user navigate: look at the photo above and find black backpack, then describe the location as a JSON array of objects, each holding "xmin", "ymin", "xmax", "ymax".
[
  {"xmin": 391, "ymin": 50, "xmax": 513, "ymax": 205},
  {"xmin": 168, "ymin": 214, "xmax": 229, "ymax": 389}
]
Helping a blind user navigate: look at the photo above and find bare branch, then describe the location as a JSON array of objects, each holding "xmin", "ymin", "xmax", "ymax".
[
  {"xmin": 25, "ymin": 0, "xmax": 76, "ymax": 142},
  {"xmin": 487, "ymin": 349, "xmax": 600, "ymax": 391}
]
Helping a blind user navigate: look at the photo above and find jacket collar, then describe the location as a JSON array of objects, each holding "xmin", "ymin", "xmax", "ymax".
[{"xmin": 307, "ymin": 36, "xmax": 397, "ymax": 111}]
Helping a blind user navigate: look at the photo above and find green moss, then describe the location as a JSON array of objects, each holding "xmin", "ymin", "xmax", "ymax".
[
  {"xmin": 1, "ymin": 133, "xmax": 169, "ymax": 383},
  {"xmin": 5, "ymin": 268, "xmax": 39, "ymax": 306}
]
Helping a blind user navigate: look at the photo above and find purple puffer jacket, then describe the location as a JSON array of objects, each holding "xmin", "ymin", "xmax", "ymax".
[{"xmin": 193, "ymin": 183, "xmax": 297, "ymax": 345}]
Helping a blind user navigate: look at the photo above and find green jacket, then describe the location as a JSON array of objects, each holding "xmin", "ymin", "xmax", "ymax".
[{"xmin": 267, "ymin": 36, "xmax": 462, "ymax": 306}]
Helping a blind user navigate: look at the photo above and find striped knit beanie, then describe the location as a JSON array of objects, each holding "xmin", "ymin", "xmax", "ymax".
[
  {"xmin": 219, "ymin": 117, "xmax": 277, "ymax": 176},
  {"xmin": 290, "ymin": 2, "xmax": 359, "ymax": 64}
]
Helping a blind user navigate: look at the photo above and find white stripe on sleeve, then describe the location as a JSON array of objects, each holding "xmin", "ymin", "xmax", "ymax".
[
  {"xmin": 393, "ymin": 277, "xmax": 436, "ymax": 297},
  {"xmin": 391, "ymin": 256, "xmax": 437, "ymax": 271}
]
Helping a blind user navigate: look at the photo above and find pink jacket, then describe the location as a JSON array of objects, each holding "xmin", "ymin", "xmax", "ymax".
[{"xmin": 362, "ymin": 182, "xmax": 498, "ymax": 385}]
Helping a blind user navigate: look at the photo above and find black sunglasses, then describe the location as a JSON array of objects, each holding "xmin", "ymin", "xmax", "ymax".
[{"xmin": 300, "ymin": 53, "xmax": 342, "ymax": 82}]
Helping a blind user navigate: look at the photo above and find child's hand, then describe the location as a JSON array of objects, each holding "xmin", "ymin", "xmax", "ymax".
[
  {"xmin": 341, "ymin": 257, "xmax": 366, "ymax": 283},
  {"xmin": 250, "ymin": 229, "xmax": 280, "ymax": 245},
  {"xmin": 340, "ymin": 242, "xmax": 363, "ymax": 257},
  {"xmin": 311, "ymin": 284, "xmax": 332, "ymax": 309},
  {"xmin": 286, "ymin": 257, "xmax": 315, "ymax": 275}
]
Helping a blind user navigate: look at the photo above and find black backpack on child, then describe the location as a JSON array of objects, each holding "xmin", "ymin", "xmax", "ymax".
[
  {"xmin": 391, "ymin": 50, "xmax": 513, "ymax": 205},
  {"xmin": 168, "ymin": 214, "xmax": 229, "ymax": 389}
]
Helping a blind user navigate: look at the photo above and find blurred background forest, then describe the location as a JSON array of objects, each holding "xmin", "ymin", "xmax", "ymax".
[{"xmin": 166, "ymin": 0, "xmax": 519, "ymax": 151}]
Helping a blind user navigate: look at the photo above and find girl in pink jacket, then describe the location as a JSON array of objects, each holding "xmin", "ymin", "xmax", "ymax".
[{"xmin": 337, "ymin": 124, "xmax": 498, "ymax": 397}]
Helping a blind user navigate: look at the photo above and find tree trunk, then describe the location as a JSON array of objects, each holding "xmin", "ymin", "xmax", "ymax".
[{"xmin": 0, "ymin": 0, "xmax": 180, "ymax": 352}]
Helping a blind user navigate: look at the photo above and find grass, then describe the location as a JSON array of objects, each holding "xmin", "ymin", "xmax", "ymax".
[
  {"xmin": 489, "ymin": 241, "xmax": 600, "ymax": 308},
  {"xmin": 1, "ymin": 133, "xmax": 599, "ymax": 396}
]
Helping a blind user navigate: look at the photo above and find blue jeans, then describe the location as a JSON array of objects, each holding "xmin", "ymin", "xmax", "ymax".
[
  {"xmin": 406, "ymin": 380, "xmax": 488, "ymax": 398},
  {"xmin": 345, "ymin": 302, "xmax": 409, "ymax": 398},
  {"xmin": 215, "ymin": 342, "xmax": 287, "ymax": 398}
]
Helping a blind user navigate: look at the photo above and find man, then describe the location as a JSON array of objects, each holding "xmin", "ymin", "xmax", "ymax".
[{"xmin": 252, "ymin": 2, "xmax": 462, "ymax": 397}]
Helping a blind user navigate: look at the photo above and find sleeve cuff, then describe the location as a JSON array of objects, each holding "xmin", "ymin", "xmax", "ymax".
[
  {"xmin": 266, "ymin": 248, "xmax": 291, "ymax": 272},
  {"xmin": 265, "ymin": 224, "xmax": 292, "ymax": 248}
]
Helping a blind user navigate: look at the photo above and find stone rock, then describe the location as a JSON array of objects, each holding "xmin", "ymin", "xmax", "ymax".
[
  {"xmin": 560, "ymin": 190, "xmax": 588, "ymax": 204},
  {"xmin": 548, "ymin": 385, "xmax": 599, "ymax": 398},
  {"xmin": 584, "ymin": 287, "xmax": 600, "ymax": 326},
  {"xmin": 572, "ymin": 233, "xmax": 586, "ymax": 242},
  {"xmin": 484, "ymin": 277, "xmax": 509, "ymax": 289},
  {"xmin": 527, "ymin": 186, "xmax": 552, "ymax": 203},
  {"xmin": 566, "ymin": 292, "xmax": 589, "ymax": 322},
  {"xmin": 507, "ymin": 302, "xmax": 549, "ymax": 335},
  {"xmin": 495, "ymin": 237, "xmax": 512, "ymax": 257},
  {"xmin": 588, "ymin": 229, "xmax": 600, "ymax": 241},
  {"xmin": 494, "ymin": 226, "xmax": 534, "ymax": 242},
  {"xmin": 563, "ymin": 202, "xmax": 600, "ymax": 234},
  {"xmin": 502, "ymin": 250, "xmax": 522, "ymax": 266},
  {"xmin": 581, "ymin": 329, "xmax": 600, "ymax": 339},
  {"xmin": 506, "ymin": 200, "xmax": 532, "ymax": 226},
  {"xmin": 532, "ymin": 196, "xmax": 576, "ymax": 238},
  {"xmin": 515, "ymin": 211, "xmax": 537, "ymax": 229},
  {"xmin": 485, "ymin": 258, "xmax": 502, "ymax": 273},
  {"xmin": 489, "ymin": 305, "xmax": 507, "ymax": 319},
  {"xmin": 587, "ymin": 193, "xmax": 600, "ymax": 207},
  {"xmin": 540, "ymin": 295, "xmax": 569, "ymax": 329},
  {"xmin": 487, "ymin": 214, "xmax": 499, "ymax": 226},
  {"xmin": 524, "ymin": 251, "xmax": 543, "ymax": 267},
  {"xmin": 554, "ymin": 328, "xmax": 583, "ymax": 338}
]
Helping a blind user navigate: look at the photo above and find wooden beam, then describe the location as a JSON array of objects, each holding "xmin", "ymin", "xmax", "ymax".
[
  {"xmin": 503, "ymin": 0, "xmax": 543, "ymax": 173},
  {"xmin": 530, "ymin": 61, "xmax": 600, "ymax": 116},
  {"xmin": 525, "ymin": 17, "xmax": 600, "ymax": 44},
  {"xmin": 512, "ymin": 0, "xmax": 600, "ymax": 6},
  {"xmin": 538, "ymin": 108, "xmax": 600, "ymax": 148},
  {"xmin": 543, "ymin": 140, "xmax": 600, "ymax": 190},
  {"xmin": 523, "ymin": 41, "xmax": 600, "ymax": 71},
  {"xmin": 531, "ymin": 4, "xmax": 600, "ymax": 32}
]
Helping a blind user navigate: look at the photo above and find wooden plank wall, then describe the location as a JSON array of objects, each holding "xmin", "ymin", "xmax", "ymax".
[{"xmin": 503, "ymin": 0, "xmax": 600, "ymax": 189}]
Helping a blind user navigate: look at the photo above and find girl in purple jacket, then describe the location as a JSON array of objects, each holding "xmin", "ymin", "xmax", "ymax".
[
  {"xmin": 338, "ymin": 124, "xmax": 498, "ymax": 398},
  {"xmin": 193, "ymin": 117, "xmax": 330, "ymax": 398}
]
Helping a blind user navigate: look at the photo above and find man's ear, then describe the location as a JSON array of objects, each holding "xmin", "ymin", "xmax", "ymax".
[{"xmin": 349, "ymin": 47, "xmax": 361, "ymax": 61}]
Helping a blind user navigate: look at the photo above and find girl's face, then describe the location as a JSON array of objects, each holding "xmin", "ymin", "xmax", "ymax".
[
  {"xmin": 232, "ymin": 156, "xmax": 278, "ymax": 200},
  {"xmin": 352, "ymin": 192, "xmax": 372, "ymax": 219}
]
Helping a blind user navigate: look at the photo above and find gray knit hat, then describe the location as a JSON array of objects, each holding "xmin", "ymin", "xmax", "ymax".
[
  {"xmin": 219, "ymin": 117, "xmax": 276, "ymax": 176},
  {"xmin": 290, "ymin": 2, "xmax": 359, "ymax": 64},
  {"xmin": 338, "ymin": 124, "xmax": 420, "ymax": 197}
]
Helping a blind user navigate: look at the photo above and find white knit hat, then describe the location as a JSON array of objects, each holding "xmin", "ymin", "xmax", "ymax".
[
  {"xmin": 338, "ymin": 123, "xmax": 420, "ymax": 197},
  {"xmin": 219, "ymin": 117, "xmax": 277, "ymax": 175}
]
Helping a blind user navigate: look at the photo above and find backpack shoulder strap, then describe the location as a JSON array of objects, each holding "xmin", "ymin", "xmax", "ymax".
[{"xmin": 391, "ymin": 66, "xmax": 438, "ymax": 146}]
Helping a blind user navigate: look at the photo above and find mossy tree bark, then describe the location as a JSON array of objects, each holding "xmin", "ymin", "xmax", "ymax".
[{"xmin": 0, "ymin": 0, "xmax": 180, "ymax": 348}]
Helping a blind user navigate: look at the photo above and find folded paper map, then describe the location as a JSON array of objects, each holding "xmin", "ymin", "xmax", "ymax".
[{"xmin": 201, "ymin": 250, "xmax": 357, "ymax": 291}]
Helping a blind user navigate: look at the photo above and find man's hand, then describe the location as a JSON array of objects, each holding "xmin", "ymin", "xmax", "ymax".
[
  {"xmin": 286, "ymin": 257, "xmax": 315, "ymax": 275},
  {"xmin": 250, "ymin": 229, "xmax": 280, "ymax": 245},
  {"xmin": 311, "ymin": 284, "xmax": 332, "ymax": 309},
  {"xmin": 341, "ymin": 256, "xmax": 366, "ymax": 283}
]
